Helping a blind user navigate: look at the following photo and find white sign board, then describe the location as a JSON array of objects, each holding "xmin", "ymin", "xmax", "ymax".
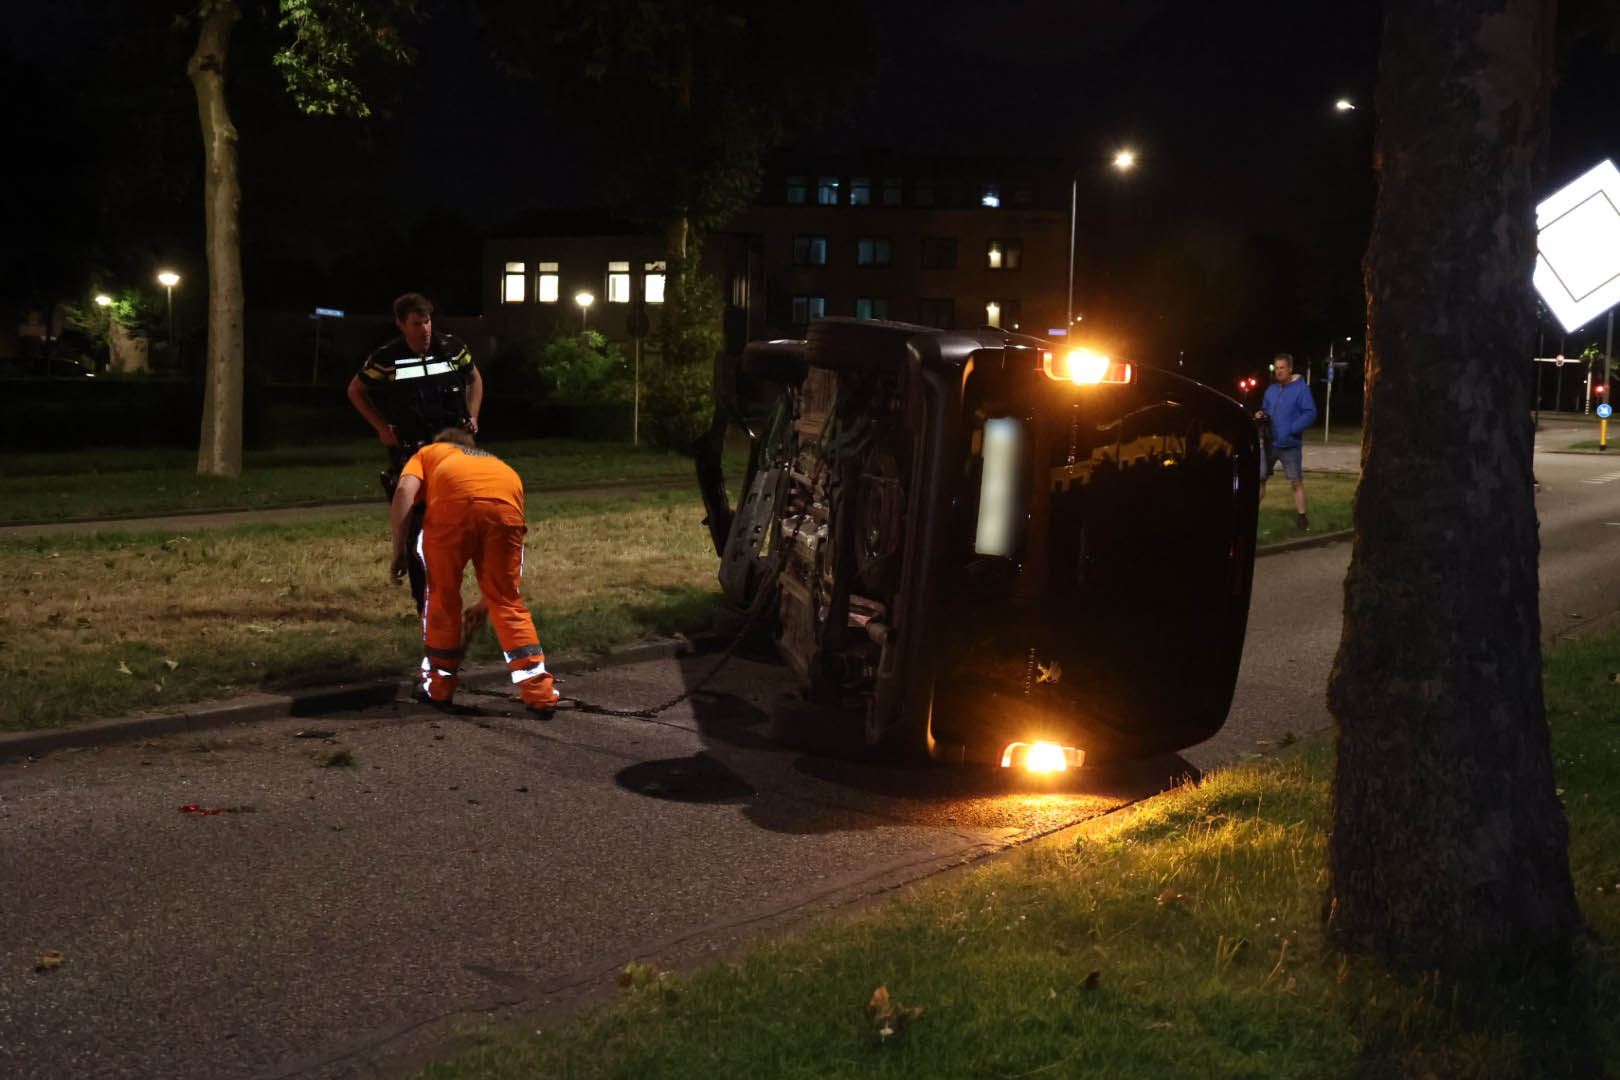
[{"xmin": 1534, "ymin": 159, "xmax": 1620, "ymax": 333}]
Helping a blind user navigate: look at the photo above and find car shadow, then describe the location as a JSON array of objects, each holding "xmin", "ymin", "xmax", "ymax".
[{"xmin": 609, "ymin": 658, "xmax": 1201, "ymax": 836}]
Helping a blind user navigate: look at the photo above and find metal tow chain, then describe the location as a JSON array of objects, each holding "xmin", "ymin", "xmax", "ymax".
[{"xmin": 553, "ymin": 568, "xmax": 781, "ymax": 723}]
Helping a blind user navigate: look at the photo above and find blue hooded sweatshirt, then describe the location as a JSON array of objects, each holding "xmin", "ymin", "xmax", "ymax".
[{"xmin": 1261, "ymin": 376, "xmax": 1317, "ymax": 449}]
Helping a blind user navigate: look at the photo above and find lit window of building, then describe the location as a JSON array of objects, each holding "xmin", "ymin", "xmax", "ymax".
[
  {"xmin": 854, "ymin": 298, "xmax": 890, "ymax": 320},
  {"xmin": 984, "ymin": 299, "xmax": 1022, "ymax": 330},
  {"xmin": 791, "ymin": 295, "xmax": 826, "ymax": 323},
  {"xmin": 793, "ymin": 235, "xmax": 828, "ymax": 266},
  {"xmin": 856, "ymin": 236, "xmax": 892, "ymax": 267},
  {"xmin": 537, "ymin": 261, "xmax": 559, "ymax": 302},
  {"xmin": 849, "ymin": 176, "xmax": 871, "ymax": 205},
  {"xmin": 816, "ymin": 176, "xmax": 840, "ymax": 205},
  {"xmin": 882, "ymin": 177, "xmax": 903, "ymax": 205},
  {"xmin": 986, "ymin": 238, "xmax": 1022, "ymax": 270},
  {"xmin": 643, "ymin": 261, "xmax": 666, "ymax": 303},
  {"xmin": 502, "ymin": 261, "xmax": 526, "ymax": 303},
  {"xmin": 607, "ymin": 261, "xmax": 631, "ymax": 303},
  {"xmin": 980, "ymin": 186, "xmax": 1001, "ymax": 208},
  {"xmin": 786, "ymin": 175, "xmax": 807, "ymax": 204}
]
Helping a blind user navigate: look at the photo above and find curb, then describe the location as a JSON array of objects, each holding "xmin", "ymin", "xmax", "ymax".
[
  {"xmin": 1256, "ymin": 528, "xmax": 1352, "ymax": 556},
  {"xmin": 0, "ymin": 635, "xmax": 700, "ymax": 763}
]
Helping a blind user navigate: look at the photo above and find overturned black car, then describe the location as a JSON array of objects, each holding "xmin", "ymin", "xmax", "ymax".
[{"xmin": 695, "ymin": 318, "xmax": 1259, "ymax": 770}]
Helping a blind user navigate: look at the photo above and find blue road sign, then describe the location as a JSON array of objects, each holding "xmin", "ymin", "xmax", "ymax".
[
  {"xmin": 1598, "ymin": 403, "xmax": 1613, "ymax": 419},
  {"xmin": 314, "ymin": 307, "xmax": 345, "ymax": 318}
]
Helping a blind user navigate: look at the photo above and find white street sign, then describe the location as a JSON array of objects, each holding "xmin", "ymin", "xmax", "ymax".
[{"xmin": 1534, "ymin": 159, "xmax": 1620, "ymax": 333}]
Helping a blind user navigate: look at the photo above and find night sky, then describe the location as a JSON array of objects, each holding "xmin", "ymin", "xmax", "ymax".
[{"xmin": 8, "ymin": 0, "xmax": 1619, "ymax": 378}]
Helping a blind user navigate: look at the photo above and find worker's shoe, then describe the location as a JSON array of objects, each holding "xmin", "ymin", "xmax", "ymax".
[
  {"xmin": 519, "ymin": 672, "xmax": 560, "ymax": 711},
  {"xmin": 1296, "ymin": 513, "xmax": 1310, "ymax": 532}
]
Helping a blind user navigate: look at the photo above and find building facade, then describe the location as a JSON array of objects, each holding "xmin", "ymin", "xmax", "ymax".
[{"xmin": 481, "ymin": 158, "xmax": 1074, "ymax": 355}]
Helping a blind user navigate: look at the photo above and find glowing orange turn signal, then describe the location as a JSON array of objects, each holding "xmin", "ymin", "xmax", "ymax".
[
  {"xmin": 1000, "ymin": 741, "xmax": 1085, "ymax": 772},
  {"xmin": 1042, "ymin": 348, "xmax": 1133, "ymax": 386}
]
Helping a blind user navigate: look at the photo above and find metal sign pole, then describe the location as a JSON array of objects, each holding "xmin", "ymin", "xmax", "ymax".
[
  {"xmin": 311, "ymin": 314, "xmax": 322, "ymax": 386},
  {"xmin": 633, "ymin": 334, "xmax": 641, "ymax": 447}
]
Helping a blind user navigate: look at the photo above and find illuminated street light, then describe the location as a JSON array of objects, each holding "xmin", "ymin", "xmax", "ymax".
[
  {"xmin": 1069, "ymin": 153, "xmax": 1137, "ymax": 330},
  {"xmin": 94, "ymin": 295, "xmax": 112, "ymax": 307},
  {"xmin": 156, "ymin": 270, "xmax": 180, "ymax": 357},
  {"xmin": 574, "ymin": 291, "xmax": 594, "ymax": 332},
  {"xmin": 1335, "ymin": 98, "xmax": 1356, "ymax": 112}
]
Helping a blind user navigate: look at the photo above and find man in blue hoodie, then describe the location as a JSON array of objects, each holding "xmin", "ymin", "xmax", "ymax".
[{"xmin": 1256, "ymin": 353, "xmax": 1318, "ymax": 530}]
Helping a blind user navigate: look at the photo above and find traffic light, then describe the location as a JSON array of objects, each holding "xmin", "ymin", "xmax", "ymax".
[{"xmin": 1596, "ymin": 383, "xmax": 1608, "ymax": 397}]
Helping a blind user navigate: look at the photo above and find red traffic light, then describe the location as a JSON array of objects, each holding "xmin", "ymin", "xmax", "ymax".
[{"xmin": 1596, "ymin": 384, "xmax": 1609, "ymax": 396}]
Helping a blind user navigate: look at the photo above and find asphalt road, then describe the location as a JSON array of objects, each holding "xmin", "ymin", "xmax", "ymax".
[{"xmin": 3, "ymin": 443, "xmax": 1618, "ymax": 1080}]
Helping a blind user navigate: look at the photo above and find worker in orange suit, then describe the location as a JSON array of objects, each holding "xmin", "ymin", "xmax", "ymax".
[{"xmin": 389, "ymin": 427, "xmax": 560, "ymax": 710}]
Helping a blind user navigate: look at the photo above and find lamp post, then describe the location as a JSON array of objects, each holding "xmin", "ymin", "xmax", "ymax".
[
  {"xmin": 157, "ymin": 270, "xmax": 180, "ymax": 357},
  {"xmin": 95, "ymin": 295, "xmax": 113, "ymax": 374},
  {"xmin": 1067, "ymin": 149, "xmax": 1136, "ymax": 331},
  {"xmin": 575, "ymin": 291, "xmax": 594, "ymax": 333}
]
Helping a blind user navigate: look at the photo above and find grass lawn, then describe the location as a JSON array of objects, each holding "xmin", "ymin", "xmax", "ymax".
[
  {"xmin": 0, "ymin": 438, "xmax": 712, "ymax": 524},
  {"xmin": 413, "ymin": 633, "xmax": 1620, "ymax": 1080},
  {"xmin": 1257, "ymin": 471, "xmax": 1358, "ymax": 545},
  {"xmin": 0, "ymin": 489, "xmax": 726, "ymax": 731}
]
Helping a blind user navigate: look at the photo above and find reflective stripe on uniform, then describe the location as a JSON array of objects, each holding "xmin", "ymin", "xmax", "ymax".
[
  {"xmin": 511, "ymin": 665, "xmax": 549, "ymax": 684},
  {"xmin": 503, "ymin": 643, "xmax": 545, "ymax": 663}
]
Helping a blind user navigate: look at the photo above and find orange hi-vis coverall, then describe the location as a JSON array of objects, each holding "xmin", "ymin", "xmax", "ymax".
[{"xmin": 397, "ymin": 442, "xmax": 558, "ymax": 708}]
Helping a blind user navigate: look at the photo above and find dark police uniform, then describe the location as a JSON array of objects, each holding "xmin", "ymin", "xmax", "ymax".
[{"xmin": 356, "ymin": 331, "xmax": 478, "ymax": 610}]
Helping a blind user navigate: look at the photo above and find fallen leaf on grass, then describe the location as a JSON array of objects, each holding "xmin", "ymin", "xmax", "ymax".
[
  {"xmin": 164, "ymin": 659, "xmax": 179, "ymax": 671},
  {"xmin": 117, "ymin": 661, "xmax": 133, "ymax": 676},
  {"xmin": 244, "ymin": 624, "xmax": 275, "ymax": 634},
  {"xmin": 865, "ymin": 985, "xmax": 924, "ymax": 1041},
  {"xmin": 1156, "ymin": 887, "xmax": 1188, "ymax": 907},
  {"xmin": 1610, "ymin": 672, "xmax": 1620, "ymax": 685},
  {"xmin": 35, "ymin": 951, "xmax": 63, "ymax": 973}
]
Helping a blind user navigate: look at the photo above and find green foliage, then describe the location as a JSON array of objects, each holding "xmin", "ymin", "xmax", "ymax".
[
  {"xmin": 487, "ymin": 332, "xmax": 633, "ymax": 407},
  {"xmin": 540, "ymin": 331, "xmax": 633, "ymax": 406},
  {"xmin": 643, "ymin": 263, "xmax": 722, "ymax": 452},
  {"xmin": 271, "ymin": 0, "xmax": 418, "ymax": 117},
  {"xmin": 61, "ymin": 286, "xmax": 161, "ymax": 356}
]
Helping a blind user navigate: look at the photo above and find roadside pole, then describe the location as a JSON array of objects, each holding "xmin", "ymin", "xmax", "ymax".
[
  {"xmin": 311, "ymin": 307, "xmax": 344, "ymax": 386},
  {"xmin": 1323, "ymin": 357, "xmax": 1334, "ymax": 445},
  {"xmin": 1604, "ymin": 311, "xmax": 1613, "ymax": 451}
]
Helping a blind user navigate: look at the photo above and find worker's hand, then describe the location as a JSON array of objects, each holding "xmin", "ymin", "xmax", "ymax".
[
  {"xmin": 378, "ymin": 424, "xmax": 400, "ymax": 448},
  {"xmin": 462, "ymin": 600, "xmax": 489, "ymax": 640},
  {"xmin": 390, "ymin": 551, "xmax": 409, "ymax": 585},
  {"xmin": 465, "ymin": 415, "xmax": 479, "ymax": 435},
  {"xmin": 1254, "ymin": 410, "xmax": 1267, "ymax": 422}
]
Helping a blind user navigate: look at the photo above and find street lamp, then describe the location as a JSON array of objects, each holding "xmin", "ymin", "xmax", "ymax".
[
  {"xmin": 1334, "ymin": 98, "xmax": 1356, "ymax": 112},
  {"xmin": 1068, "ymin": 150, "xmax": 1137, "ymax": 330},
  {"xmin": 574, "ymin": 291, "xmax": 594, "ymax": 332},
  {"xmin": 156, "ymin": 270, "xmax": 180, "ymax": 357}
]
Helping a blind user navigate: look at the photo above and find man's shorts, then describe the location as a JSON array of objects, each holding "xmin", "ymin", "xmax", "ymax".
[{"xmin": 1266, "ymin": 444, "xmax": 1304, "ymax": 483}]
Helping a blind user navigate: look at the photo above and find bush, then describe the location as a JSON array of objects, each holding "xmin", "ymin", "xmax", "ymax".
[
  {"xmin": 645, "ymin": 263, "xmax": 722, "ymax": 453},
  {"xmin": 484, "ymin": 331, "xmax": 631, "ymax": 408}
]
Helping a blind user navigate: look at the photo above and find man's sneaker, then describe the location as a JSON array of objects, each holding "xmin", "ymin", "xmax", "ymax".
[{"xmin": 1296, "ymin": 513, "xmax": 1310, "ymax": 531}]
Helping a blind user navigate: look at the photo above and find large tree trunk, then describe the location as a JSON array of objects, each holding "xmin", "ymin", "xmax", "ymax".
[
  {"xmin": 1325, "ymin": 0, "xmax": 1578, "ymax": 974},
  {"xmin": 188, "ymin": 2, "xmax": 245, "ymax": 478}
]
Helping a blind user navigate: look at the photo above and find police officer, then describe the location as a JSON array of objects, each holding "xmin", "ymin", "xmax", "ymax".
[{"xmin": 347, "ymin": 292, "xmax": 484, "ymax": 609}]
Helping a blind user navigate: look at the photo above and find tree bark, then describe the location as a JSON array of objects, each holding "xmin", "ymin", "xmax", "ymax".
[
  {"xmin": 1326, "ymin": 0, "xmax": 1578, "ymax": 974},
  {"xmin": 187, "ymin": 2, "xmax": 245, "ymax": 478}
]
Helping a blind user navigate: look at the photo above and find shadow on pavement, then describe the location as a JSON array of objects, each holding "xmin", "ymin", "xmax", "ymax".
[{"xmin": 607, "ymin": 667, "xmax": 1202, "ymax": 835}]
